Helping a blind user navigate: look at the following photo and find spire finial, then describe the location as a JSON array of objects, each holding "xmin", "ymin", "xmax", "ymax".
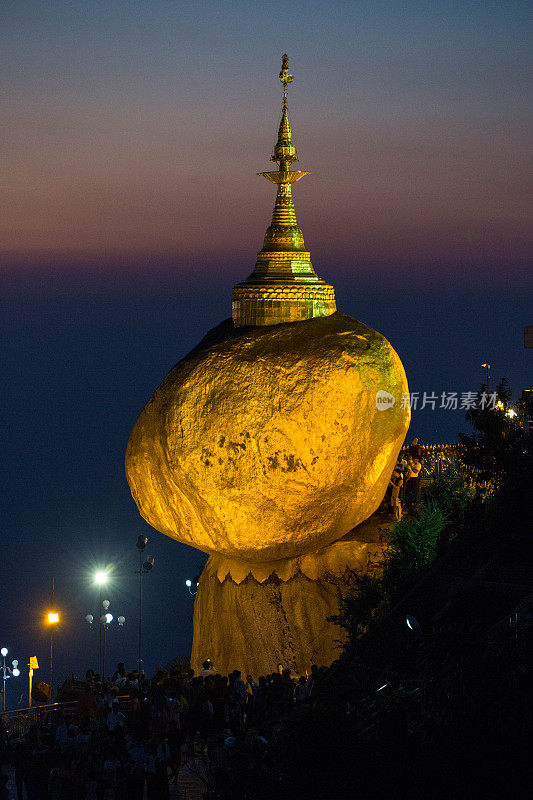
[
  {"xmin": 272, "ymin": 54, "xmax": 297, "ymax": 168},
  {"xmin": 279, "ymin": 53, "xmax": 294, "ymax": 104}
]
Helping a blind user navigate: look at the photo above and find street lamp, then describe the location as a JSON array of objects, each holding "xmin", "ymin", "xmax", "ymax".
[
  {"xmin": 93, "ymin": 570, "xmax": 109, "ymax": 677},
  {"xmin": 136, "ymin": 535, "xmax": 155, "ymax": 675},
  {"xmin": 46, "ymin": 575, "xmax": 60, "ymax": 699},
  {"xmin": 47, "ymin": 611, "xmax": 60, "ymax": 699},
  {"xmin": 86, "ymin": 600, "xmax": 125, "ymax": 680},
  {"xmin": 185, "ymin": 578, "xmax": 199, "ymax": 595},
  {"xmin": 481, "ymin": 363, "xmax": 491, "ymax": 391},
  {"xmin": 1, "ymin": 647, "xmax": 20, "ymax": 712}
]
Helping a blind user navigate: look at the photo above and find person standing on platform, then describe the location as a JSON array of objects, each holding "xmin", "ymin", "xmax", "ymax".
[
  {"xmin": 389, "ymin": 468, "xmax": 403, "ymax": 520},
  {"xmin": 408, "ymin": 437, "xmax": 424, "ymax": 461},
  {"xmin": 405, "ymin": 458, "xmax": 422, "ymax": 507}
]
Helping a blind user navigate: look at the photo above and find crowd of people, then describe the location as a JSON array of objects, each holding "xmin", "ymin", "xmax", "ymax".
[
  {"xmin": 382, "ymin": 437, "xmax": 424, "ymax": 519},
  {"xmin": 0, "ymin": 659, "xmax": 323, "ymax": 799}
]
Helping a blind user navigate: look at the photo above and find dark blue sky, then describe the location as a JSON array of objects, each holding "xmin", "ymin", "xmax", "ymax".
[{"xmin": 1, "ymin": 262, "xmax": 530, "ymax": 699}]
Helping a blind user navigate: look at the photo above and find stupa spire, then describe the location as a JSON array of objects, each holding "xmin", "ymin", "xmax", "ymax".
[
  {"xmin": 232, "ymin": 55, "xmax": 336, "ymax": 327},
  {"xmin": 272, "ymin": 54, "xmax": 297, "ymax": 168}
]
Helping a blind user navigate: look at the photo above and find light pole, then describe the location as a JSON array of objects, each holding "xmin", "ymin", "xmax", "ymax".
[
  {"xmin": 47, "ymin": 576, "xmax": 60, "ymax": 699},
  {"xmin": 481, "ymin": 363, "xmax": 491, "ymax": 391},
  {"xmin": 94, "ymin": 570, "xmax": 109, "ymax": 678},
  {"xmin": 136, "ymin": 535, "xmax": 155, "ymax": 675},
  {"xmin": 1, "ymin": 648, "xmax": 20, "ymax": 712},
  {"xmin": 28, "ymin": 656, "xmax": 38, "ymax": 708},
  {"xmin": 100, "ymin": 601, "xmax": 125, "ymax": 680},
  {"xmin": 47, "ymin": 613, "xmax": 59, "ymax": 699},
  {"xmin": 86, "ymin": 602, "xmax": 125, "ymax": 681}
]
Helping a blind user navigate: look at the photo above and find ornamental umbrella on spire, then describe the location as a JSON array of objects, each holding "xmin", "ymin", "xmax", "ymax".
[{"xmin": 232, "ymin": 54, "xmax": 336, "ymax": 327}]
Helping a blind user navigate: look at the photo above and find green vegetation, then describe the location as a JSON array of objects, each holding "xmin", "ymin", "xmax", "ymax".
[{"xmin": 265, "ymin": 383, "xmax": 533, "ymax": 799}]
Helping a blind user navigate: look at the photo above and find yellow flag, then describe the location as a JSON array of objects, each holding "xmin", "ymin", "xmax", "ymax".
[{"xmin": 29, "ymin": 656, "xmax": 39, "ymax": 670}]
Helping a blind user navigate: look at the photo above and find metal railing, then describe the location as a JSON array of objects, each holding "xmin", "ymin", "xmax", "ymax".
[
  {"xmin": 1, "ymin": 701, "xmax": 77, "ymax": 738},
  {"xmin": 400, "ymin": 444, "xmax": 462, "ymax": 479},
  {"xmin": 1, "ymin": 695, "xmax": 132, "ymax": 738}
]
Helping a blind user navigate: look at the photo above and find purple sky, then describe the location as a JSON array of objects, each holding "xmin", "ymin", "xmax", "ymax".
[{"xmin": 2, "ymin": 1, "xmax": 531, "ymax": 275}]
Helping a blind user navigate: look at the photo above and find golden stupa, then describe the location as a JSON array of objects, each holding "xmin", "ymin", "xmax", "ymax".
[
  {"xmin": 126, "ymin": 56, "xmax": 410, "ymax": 675},
  {"xmin": 232, "ymin": 54, "xmax": 336, "ymax": 326}
]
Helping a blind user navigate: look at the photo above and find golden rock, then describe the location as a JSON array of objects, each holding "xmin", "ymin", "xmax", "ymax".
[
  {"xmin": 192, "ymin": 568, "xmax": 346, "ymax": 677},
  {"xmin": 190, "ymin": 515, "xmax": 393, "ymax": 677},
  {"xmin": 125, "ymin": 312, "xmax": 410, "ymax": 563}
]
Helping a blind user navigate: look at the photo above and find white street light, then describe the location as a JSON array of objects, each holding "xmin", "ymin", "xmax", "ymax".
[
  {"xmin": 87, "ymin": 600, "xmax": 125, "ymax": 680},
  {"xmin": 1, "ymin": 647, "xmax": 20, "ymax": 711},
  {"xmin": 92, "ymin": 570, "xmax": 110, "ymax": 676}
]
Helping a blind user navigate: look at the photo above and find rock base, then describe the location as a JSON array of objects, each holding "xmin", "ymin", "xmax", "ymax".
[
  {"xmin": 190, "ymin": 568, "xmax": 347, "ymax": 677},
  {"xmin": 190, "ymin": 514, "xmax": 394, "ymax": 676}
]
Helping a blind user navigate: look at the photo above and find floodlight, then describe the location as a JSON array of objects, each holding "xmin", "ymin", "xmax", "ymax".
[
  {"xmin": 406, "ymin": 615, "xmax": 421, "ymax": 633},
  {"xmin": 102, "ymin": 600, "xmax": 110, "ymax": 610},
  {"xmin": 142, "ymin": 556, "xmax": 155, "ymax": 572},
  {"xmin": 136, "ymin": 535, "xmax": 148, "ymax": 551},
  {"xmin": 12, "ymin": 660, "xmax": 18, "ymax": 668},
  {"xmin": 12, "ymin": 668, "xmax": 20, "ymax": 677},
  {"xmin": 118, "ymin": 616, "xmax": 125, "ymax": 626},
  {"xmin": 0, "ymin": 648, "xmax": 7, "ymax": 657},
  {"xmin": 105, "ymin": 613, "xmax": 113, "ymax": 624},
  {"xmin": 85, "ymin": 614, "xmax": 94, "ymax": 624},
  {"xmin": 94, "ymin": 571, "xmax": 108, "ymax": 585},
  {"xmin": 185, "ymin": 579, "xmax": 192, "ymax": 587},
  {"xmin": 48, "ymin": 612, "xmax": 59, "ymax": 624}
]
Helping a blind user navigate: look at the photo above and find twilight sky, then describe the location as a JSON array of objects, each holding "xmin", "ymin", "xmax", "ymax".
[{"xmin": 1, "ymin": 0, "xmax": 531, "ymax": 696}]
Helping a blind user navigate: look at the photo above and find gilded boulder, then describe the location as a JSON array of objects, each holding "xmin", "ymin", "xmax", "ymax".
[{"xmin": 125, "ymin": 312, "xmax": 409, "ymax": 562}]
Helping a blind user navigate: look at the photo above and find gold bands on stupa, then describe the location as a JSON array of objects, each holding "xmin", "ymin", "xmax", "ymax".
[{"xmin": 232, "ymin": 54, "xmax": 336, "ymax": 327}]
